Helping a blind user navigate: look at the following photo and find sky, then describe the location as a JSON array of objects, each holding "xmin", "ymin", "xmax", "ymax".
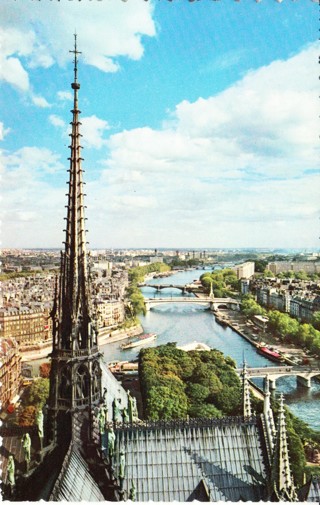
[{"xmin": 0, "ymin": 0, "xmax": 318, "ymax": 250}]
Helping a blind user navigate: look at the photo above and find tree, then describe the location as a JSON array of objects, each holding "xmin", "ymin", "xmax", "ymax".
[
  {"xmin": 284, "ymin": 409, "xmax": 307, "ymax": 487},
  {"xmin": 128, "ymin": 289, "xmax": 146, "ymax": 316},
  {"xmin": 192, "ymin": 364, "xmax": 223, "ymax": 395},
  {"xmin": 140, "ymin": 344, "xmax": 242, "ymax": 421},
  {"xmin": 186, "ymin": 383, "xmax": 210, "ymax": 404},
  {"xmin": 19, "ymin": 406, "xmax": 37, "ymax": 426},
  {"xmin": 23, "ymin": 378, "xmax": 49, "ymax": 408},
  {"xmin": 214, "ymin": 386, "xmax": 242, "ymax": 415},
  {"xmin": 263, "ymin": 270, "xmax": 274, "ymax": 278},
  {"xmin": 146, "ymin": 385, "xmax": 188, "ymax": 420},
  {"xmin": 188, "ymin": 403, "xmax": 222, "ymax": 418},
  {"xmin": 241, "ymin": 297, "xmax": 265, "ymax": 317},
  {"xmin": 296, "ymin": 271, "xmax": 309, "ymax": 281},
  {"xmin": 312, "ymin": 311, "xmax": 320, "ymax": 331},
  {"xmin": 39, "ymin": 362, "xmax": 51, "ymax": 378}
]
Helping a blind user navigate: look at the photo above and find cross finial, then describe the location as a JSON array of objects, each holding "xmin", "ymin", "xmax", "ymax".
[{"xmin": 69, "ymin": 33, "xmax": 82, "ymax": 84}]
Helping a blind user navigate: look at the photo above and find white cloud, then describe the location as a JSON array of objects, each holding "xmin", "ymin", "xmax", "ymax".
[
  {"xmin": 0, "ymin": 122, "xmax": 10, "ymax": 141},
  {"xmin": 0, "ymin": 55, "xmax": 30, "ymax": 91},
  {"xmin": 48, "ymin": 113, "xmax": 109, "ymax": 149},
  {"xmin": 87, "ymin": 43, "xmax": 319, "ymax": 248},
  {"xmin": 0, "ymin": 146, "xmax": 66, "ymax": 247},
  {"xmin": 0, "ymin": 0, "xmax": 156, "ymax": 94},
  {"xmin": 49, "ymin": 114, "xmax": 66, "ymax": 129},
  {"xmin": 1, "ymin": 43, "xmax": 319, "ymax": 248},
  {"xmin": 32, "ymin": 95, "xmax": 51, "ymax": 108},
  {"xmin": 81, "ymin": 115, "xmax": 110, "ymax": 149},
  {"xmin": 4, "ymin": 147, "xmax": 64, "ymax": 176},
  {"xmin": 57, "ymin": 91, "xmax": 73, "ymax": 101}
]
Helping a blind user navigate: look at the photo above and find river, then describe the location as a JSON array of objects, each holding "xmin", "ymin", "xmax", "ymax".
[{"xmin": 102, "ymin": 268, "xmax": 320, "ymax": 431}]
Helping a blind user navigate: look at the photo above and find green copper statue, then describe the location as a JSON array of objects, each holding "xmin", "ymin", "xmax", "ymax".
[
  {"xmin": 36, "ymin": 409, "xmax": 44, "ymax": 438},
  {"xmin": 112, "ymin": 398, "xmax": 122, "ymax": 423},
  {"xmin": 21, "ymin": 433, "xmax": 31, "ymax": 472},
  {"xmin": 132, "ymin": 396, "xmax": 138, "ymax": 419},
  {"xmin": 36, "ymin": 408, "xmax": 44, "ymax": 451},
  {"xmin": 129, "ymin": 481, "xmax": 136, "ymax": 501},
  {"xmin": 108, "ymin": 426, "xmax": 116, "ymax": 460},
  {"xmin": 119, "ymin": 451, "xmax": 126, "ymax": 490},
  {"xmin": 122, "ymin": 407, "xmax": 129, "ymax": 423},
  {"xmin": 127, "ymin": 391, "xmax": 133, "ymax": 422},
  {"xmin": 7, "ymin": 454, "xmax": 15, "ymax": 494},
  {"xmin": 98, "ymin": 407, "xmax": 106, "ymax": 435}
]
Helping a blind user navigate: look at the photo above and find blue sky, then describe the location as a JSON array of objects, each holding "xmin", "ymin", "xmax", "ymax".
[{"xmin": 0, "ymin": 0, "xmax": 318, "ymax": 249}]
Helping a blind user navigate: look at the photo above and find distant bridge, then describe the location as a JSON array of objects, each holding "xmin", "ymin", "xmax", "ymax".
[
  {"xmin": 144, "ymin": 297, "xmax": 240, "ymax": 312},
  {"xmin": 140, "ymin": 283, "xmax": 200, "ymax": 294},
  {"xmin": 236, "ymin": 365, "xmax": 320, "ymax": 389}
]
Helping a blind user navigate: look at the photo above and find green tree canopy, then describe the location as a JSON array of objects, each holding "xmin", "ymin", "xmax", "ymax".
[
  {"xmin": 140, "ymin": 344, "xmax": 242, "ymax": 421},
  {"xmin": 23, "ymin": 378, "xmax": 49, "ymax": 409}
]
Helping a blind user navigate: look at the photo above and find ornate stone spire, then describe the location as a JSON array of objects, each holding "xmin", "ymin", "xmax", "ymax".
[
  {"xmin": 48, "ymin": 35, "xmax": 102, "ymax": 445},
  {"xmin": 270, "ymin": 394, "xmax": 297, "ymax": 501},
  {"xmin": 59, "ymin": 33, "xmax": 93, "ymax": 352},
  {"xmin": 241, "ymin": 360, "xmax": 252, "ymax": 417},
  {"xmin": 263, "ymin": 375, "xmax": 276, "ymax": 462}
]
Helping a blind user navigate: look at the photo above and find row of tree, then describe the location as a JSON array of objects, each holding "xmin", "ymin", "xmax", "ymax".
[
  {"xmin": 127, "ymin": 262, "xmax": 171, "ymax": 317},
  {"xmin": 241, "ymin": 295, "xmax": 320, "ymax": 357},
  {"xmin": 260, "ymin": 270, "xmax": 320, "ymax": 281},
  {"xmin": 200, "ymin": 269, "xmax": 239, "ymax": 297},
  {"xmin": 128, "ymin": 262, "xmax": 171, "ymax": 284}
]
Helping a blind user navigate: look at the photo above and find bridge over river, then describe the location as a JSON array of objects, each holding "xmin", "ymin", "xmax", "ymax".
[
  {"xmin": 236, "ymin": 365, "xmax": 320, "ymax": 389},
  {"xmin": 144, "ymin": 297, "xmax": 240, "ymax": 311},
  {"xmin": 139, "ymin": 283, "xmax": 198, "ymax": 294}
]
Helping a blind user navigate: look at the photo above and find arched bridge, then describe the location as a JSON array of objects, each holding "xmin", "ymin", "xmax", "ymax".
[
  {"xmin": 144, "ymin": 297, "xmax": 240, "ymax": 312},
  {"xmin": 236, "ymin": 365, "xmax": 320, "ymax": 389},
  {"xmin": 139, "ymin": 283, "xmax": 201, "ymax": 294}
]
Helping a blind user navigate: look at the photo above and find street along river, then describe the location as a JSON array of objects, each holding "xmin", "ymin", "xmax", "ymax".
[{"xmin": 102, "ymin": 268, "xmax": 320, "ymax": 430}]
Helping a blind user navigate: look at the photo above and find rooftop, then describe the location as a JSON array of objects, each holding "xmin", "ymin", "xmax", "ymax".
[{"xmin": 113, "ymin": 416, "xmax": 268, "ymax": 502}]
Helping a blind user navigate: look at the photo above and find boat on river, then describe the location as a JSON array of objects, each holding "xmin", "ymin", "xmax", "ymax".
[
  {"xmin": 215, "ymin": 315, "xmax": 228, "ymax": 327},
  {"xmin": 120, "ymin": 333, "xmax": 157, "ymax": 350},
  {"xmin": 256, "ymin": 344, "xmax": 284, "ymax": 363}
]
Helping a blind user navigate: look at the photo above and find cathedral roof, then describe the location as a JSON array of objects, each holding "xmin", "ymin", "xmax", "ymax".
[
  {"xmin": 49, "ymin": 444, "xmax": 105, "ymax": 502},
  {"xmin": 298, "ymin": 475, "xmax": 320, "ymax": 502},
  {"xmin": 112, "ymin": 416, "xmax": 269, "ymax": 502}
]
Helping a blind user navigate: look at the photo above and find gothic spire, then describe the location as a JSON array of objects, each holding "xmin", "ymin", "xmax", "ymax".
[
  {"xmin": 241, "ymin": 360, "xmax": 252, "ymax": 417},
  {"xmin": 48, "ymin": 36, "xmax": 102, "ymax": 445},
  {"xmin": 270, "ymin": 394, "xmax": 297, "ymax": 501},
  {"xmin": 59, "ymin": 33, "xmax": 94, "ymax": 351}
]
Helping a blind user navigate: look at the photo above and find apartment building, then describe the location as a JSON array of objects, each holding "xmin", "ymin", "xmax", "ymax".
[
  {"xmin": 0, "ymin": 307, "xmax": 51, "ymax": 351},
  {"xmin": 233, "ymin": 261, "xmax": 255, "ymax": 280},
  {"xmin": 0, "ymin": 338, "xmax": 22, "ymax": 408},
  {"xmin": 95, "ymin": 299, "xmax": 125, "ymax": 328},
  {"xmin": 268, "ymin": 261, "xmax": 320, "ymax": 275}
]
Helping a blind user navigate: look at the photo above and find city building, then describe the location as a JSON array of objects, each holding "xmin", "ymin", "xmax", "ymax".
[
  {"xmin": 268, "ymin": 261, "xmax": 320, "ymax": 275},
  {"xmin": 149, "ymin": 256, "xmax": 164, "ymax": 264},
  {"xmin": 0, "ymin": 307, "xmax": 51, "ymax": 351},
  {"xmin": 255, "ymin": 283, "xmax": 320, "ymax": 323},
  {"xmin": 240, "ymin": 279, "xmax": 250, "ymax": 295},
  {"xmin": 233, "ymin": 261, "xmax": 255, "ymax": 280},
  {"xmin": 95, "ymin": 299, "xmax": 125, "ymax": 328},
  {"xmin": 0, "ymin": 337, "xmax": 22, "ymax": 409}
]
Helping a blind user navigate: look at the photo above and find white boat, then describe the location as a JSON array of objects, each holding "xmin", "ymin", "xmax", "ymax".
[{"xmin": 120, "ymin": 333, "xmax": 157, "ymax": 350}]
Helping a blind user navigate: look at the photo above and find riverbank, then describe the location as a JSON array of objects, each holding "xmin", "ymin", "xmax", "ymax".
[
  {"xmin": 219, "ymin": 308, "xmax": 319, "ymax": 367},
  {"xmin": 98, "ymin": 323, "xmax": 143, "ymax": 345},
  {"xmin": 22, "ymin": 323, "xmax": 143, "ymax": 362}
]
